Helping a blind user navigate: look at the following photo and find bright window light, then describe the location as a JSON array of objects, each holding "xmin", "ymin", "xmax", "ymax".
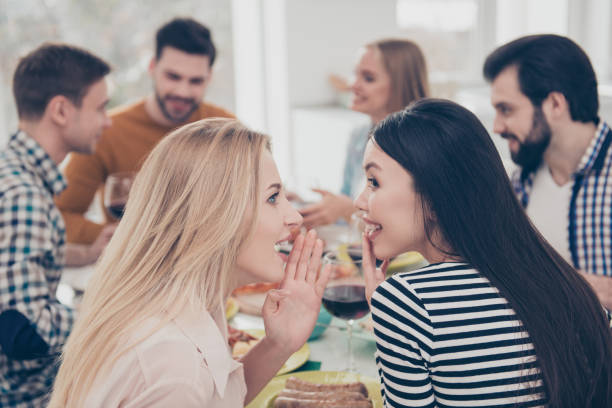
[{"xmin": 396, "ymin": 0, "xmax": 478, "ymax": 32}]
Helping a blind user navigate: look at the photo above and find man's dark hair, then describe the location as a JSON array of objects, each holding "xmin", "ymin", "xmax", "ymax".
[
  {"xmin": 155, "ymin": 17, "xmax": 216, "ymax": 65},
  {"xmin": 12, "ymin": 43, "xmax": 111, "ymax": 120},
  {"xmin": 483, "ymin": 34, "xmax": 599, "ymax": 124}
]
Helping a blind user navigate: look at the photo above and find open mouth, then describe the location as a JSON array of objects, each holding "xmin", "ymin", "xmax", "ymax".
[
  {"xmin": 274, "ymin": 239, "xmax": 292, "ymax": 262},
  {"xmin": 364, "ymin": 222, "xmax": 382, "ymax": 239},
  {"xmin": 274, "ymin": 240, "xmax": 292, "ymax": 255}
]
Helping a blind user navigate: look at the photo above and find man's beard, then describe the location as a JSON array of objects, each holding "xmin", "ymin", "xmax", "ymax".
[
  {"xmin": 503, "ymin": 107, "xmax": 551, "ymax": 173},
  {"xmin": 155, "ymin": 90, "xmax": 198, "ymax": 124}
]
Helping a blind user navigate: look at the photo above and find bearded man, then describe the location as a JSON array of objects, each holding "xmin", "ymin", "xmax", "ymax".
[
  {"xmin": 484, "ymin": 34, "xmax": 612, "ymax": 309},
  {"xmin": 56, "ymin": 17, "xmax": 234, "ymax": 246}
]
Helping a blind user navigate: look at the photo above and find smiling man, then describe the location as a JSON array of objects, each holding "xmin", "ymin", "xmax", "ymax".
[
  {"xmin": 56, "ymin": 18, "xmax": 234, "ymax": 246},
  {"xmin": 0, "ymin": 43, "xmax": 111, "ymax": 407},
  {"xmin": 484, "ymin": 34, "xmax": 612, "ymax": 309}
]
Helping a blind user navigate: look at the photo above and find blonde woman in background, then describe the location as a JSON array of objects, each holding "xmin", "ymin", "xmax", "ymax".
[
  {"xmin": 49, "ymin": 118, "xmax": 330, "ymax": 407},
  {"xmin": 300, "ymin": 39, "xmax": 430, "ymax": 228}
]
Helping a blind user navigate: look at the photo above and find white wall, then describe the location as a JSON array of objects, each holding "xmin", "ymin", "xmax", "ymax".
[
  {"xmin": 232, "ymin": 0, "xmax": 404, "ymax": 188},
  {"xmin": 280, "ymin": 0, "xmax": 405, "ymax": 191},
  {"xmin": 285, "ymin": 0, "xmax": 402, "ymax": 107},
  {"xmin": 496, "ymin": 0, "xmax": 569, "ymax": 45},
  {"xmin": 568, "ymin": 0, "xmax": 612, "ymax": 84}
]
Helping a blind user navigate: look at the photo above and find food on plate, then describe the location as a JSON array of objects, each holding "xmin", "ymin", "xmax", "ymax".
[
  {"xmin": 273, "ymin": 376, "xmax": 372, "ymax": 407},
  {"xmin": 232, "ymin": 282, "xmax": 279, "ymax": 295},
  {"xmin": 225, "ymin": 296, "xmax": 239, "ymax": 320},
  {"xmin": 285, "ymin": 377, "xmax": 368, "ymax": 396},
  {"xmin": 274, "ymin": 398, "xmax": 372, "ymax": 407},
  {"xmin": 329, "ymin": 263, "xmax": 358, "ymax": 280},
  {"xmin": 228, "ymin": 326, "xmax": 259, "ymax": 359},
  {"xmin": 232, "ymin": 282, "xmax": 280, "ymax": 315},
  {"xmin": 279, "ymin": 389, "xmax": 367, "ymax": 401}
]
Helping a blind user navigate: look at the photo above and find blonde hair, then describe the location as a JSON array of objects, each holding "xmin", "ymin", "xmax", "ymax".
[
  {"xmin": 368, "ymin": 39, "xmax": 430, "ymax": 113},
  {"xmin": 50, "ymin": 118, "xmax": 271, "ymax": 407}
]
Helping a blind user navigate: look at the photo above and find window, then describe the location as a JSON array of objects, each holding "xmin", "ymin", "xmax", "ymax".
[{"xmin": 0, "ymin": 0, "xmax": 235, "ymax": 145}]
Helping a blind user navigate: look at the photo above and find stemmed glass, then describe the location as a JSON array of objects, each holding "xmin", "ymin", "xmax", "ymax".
[
  {"xmin": 321, "ymin": 250, "xmax": 369, "ymax": 372},
  {"xmin": 104, "ymin": 172, "xmax": 135, "ymax": 220}
]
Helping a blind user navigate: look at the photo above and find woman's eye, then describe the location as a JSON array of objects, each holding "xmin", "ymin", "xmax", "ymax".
[
  {"xmin": 267, "ymin": 192, "xmax": 279, "ymax": 204},
  {"xmin": 367, "ymin": 177, "xmax": 379, "ymax": 188}
]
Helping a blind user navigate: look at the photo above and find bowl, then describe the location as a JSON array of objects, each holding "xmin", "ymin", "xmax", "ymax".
[{"xmin": 308, "ymin": 306, "xmax": 332, "ymax": 340}]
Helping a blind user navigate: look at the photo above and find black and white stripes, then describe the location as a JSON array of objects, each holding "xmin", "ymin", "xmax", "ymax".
[{"xmin": 371, "ymin": 262, "xmax": 547, "ymax": 407}]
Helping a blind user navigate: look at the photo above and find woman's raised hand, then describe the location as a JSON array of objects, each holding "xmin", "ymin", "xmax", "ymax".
[
  {"xmin": 262, "ymin": 230, "xmax": 331, "ymax": 354},
  {"xmin": 362, "ymin": 233, "xmax": 389, "ymax": 306}
]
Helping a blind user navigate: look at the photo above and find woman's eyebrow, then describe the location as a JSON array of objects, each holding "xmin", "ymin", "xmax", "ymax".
[
  {"xmin": 364, "ymin": 162, "xmax": 381, "ymax": 171},
  {"xmin": 266, "ymin": 182, "xmax": 282, "ymax": 191}
]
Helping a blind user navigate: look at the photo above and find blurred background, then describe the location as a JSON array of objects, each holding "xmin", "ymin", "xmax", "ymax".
[{"xmin": 2, "ymin": 0, "xmax": 612, "ymax": 199}]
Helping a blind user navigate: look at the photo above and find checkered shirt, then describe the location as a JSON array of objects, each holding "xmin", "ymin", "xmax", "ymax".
[
  {"xmin": 0, "ymin": 131, "xmax": 74, "ymax": 407},
  {"xmin": 512, "ymin": 121, "xmax": 612, "ymax": 277}
]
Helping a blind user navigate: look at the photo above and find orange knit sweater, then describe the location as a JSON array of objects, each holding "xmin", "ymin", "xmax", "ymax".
[{"xmin": 56, "ymin": 99, "xmax": 235, "ymax": 244}]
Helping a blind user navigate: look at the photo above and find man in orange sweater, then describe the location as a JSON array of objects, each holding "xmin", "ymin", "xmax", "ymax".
[{"xmin": 56, "ymin": 18, "xmax": 234, "ymax": 248}]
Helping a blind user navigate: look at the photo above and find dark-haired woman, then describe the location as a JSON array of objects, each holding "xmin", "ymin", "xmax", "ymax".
[{"xmin": 357, "ymin": 99, "xmax": 612, "ymax": 407}]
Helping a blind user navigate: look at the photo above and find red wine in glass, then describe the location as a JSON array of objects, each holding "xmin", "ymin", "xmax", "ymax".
[
  {"xmin": 104, "ymin": 172, "xmax": 135, "ymax": 221},
  {"xmin": 321, "ymin": 251, "xmax": 368, "ymax": 372},
  {"xmin": 106, "ymin": 201, "xmax": 126, "ymax": 219},
  {"xmin": 322, "ymin": 284, "xmax": 369, "ymax": 320}
]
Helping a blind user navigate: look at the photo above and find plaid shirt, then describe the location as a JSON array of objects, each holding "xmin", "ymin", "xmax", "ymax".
[
  {"xmin": 512, "ymin": 121, "xmax": 612, "ymax": 277},
  {"xmin": 0, "ymin": 131, "xmax": 74, "ymax": 407}
]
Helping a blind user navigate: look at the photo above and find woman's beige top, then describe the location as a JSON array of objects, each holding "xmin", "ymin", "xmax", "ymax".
[{"xmin": 84, "ymin": 306, "xmax": 247, "ymax": 407}]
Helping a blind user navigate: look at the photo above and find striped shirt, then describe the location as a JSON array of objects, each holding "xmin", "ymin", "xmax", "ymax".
[
  {"xmin": 371, "ymin": 262, "xmax": 547, "ymax": 407},
  {"xmin": 0, "ymin": 131, "xmax": 73, "ymax": 407},
  {"xmin": 512, "ymin": 121, "xmax": 612, "ymax": 276}
]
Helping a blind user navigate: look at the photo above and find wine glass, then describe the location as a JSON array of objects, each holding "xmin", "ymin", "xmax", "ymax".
[
  {"xmin": 104, "ymin": 172, "xmax": 135, "ymax": 220},
  {"xmin": 342, "ymin": 210, "xmax": 366, "ymax": 260},
  {"xmin": 321, "ymin": 250, "xmax": 369, "ymax": 372}
]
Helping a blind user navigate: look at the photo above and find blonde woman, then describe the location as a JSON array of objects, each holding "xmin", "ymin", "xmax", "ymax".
[
  {"xmin": 301, "ymin": 39, "xmax": 429, "ymax": 228},
  {"xmin": 50, "ymin": 118, "xmax": 330, "ymax": 407}
]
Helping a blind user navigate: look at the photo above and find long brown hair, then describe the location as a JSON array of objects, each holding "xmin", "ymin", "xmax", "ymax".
[{"xmin": 368, "ymin": 39, "xmax": 429, "ymax": 113}]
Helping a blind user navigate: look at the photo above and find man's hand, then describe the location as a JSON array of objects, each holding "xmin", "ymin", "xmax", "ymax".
[
  {"xmin": 579, "ymin": 271, "xmax": 612, "ymax": 310},
  {"xmin": 299, "ymin": 189, "xmax": 356, "ymax": 229},
  {"xmin": 87, "ymin": 223, "xmax": 117, "ymax": 262},
  {"xmin": 64, "ymin": 223, "xmax": 117, "ymax": 267}
]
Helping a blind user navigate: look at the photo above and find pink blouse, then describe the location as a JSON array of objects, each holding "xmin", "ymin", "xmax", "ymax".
[{"xmin": 83, "ymin": 307, "xmax": 247, "ymax": 407}]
